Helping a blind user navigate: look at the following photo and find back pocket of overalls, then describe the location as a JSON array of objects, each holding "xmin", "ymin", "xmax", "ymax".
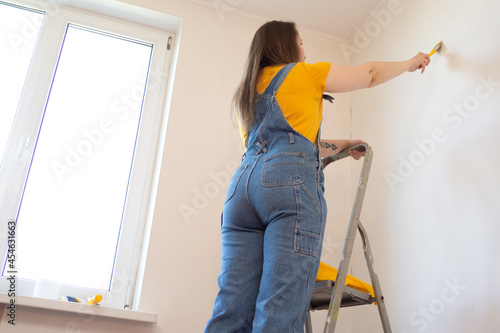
[
  {"xmin": 224, "ymin": 164, "xmax": 248, "ymax": 204},
  {"xmin": 262, "ymin": 152, "xmax": 305, "ymax": 187}
]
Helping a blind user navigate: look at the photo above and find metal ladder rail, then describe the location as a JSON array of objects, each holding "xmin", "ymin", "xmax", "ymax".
[
  {"xmin": 358, "ymin": 222, "xmax": 391, "ymax": 332},
  {"xmin": 320, "ymin": 144, "xmax": 392, "ymax": 333}
]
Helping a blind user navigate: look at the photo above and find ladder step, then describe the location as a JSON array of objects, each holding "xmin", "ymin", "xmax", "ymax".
[{"xmin": 310, "ymin": 280, "xmax": 375, "ymax": 311}]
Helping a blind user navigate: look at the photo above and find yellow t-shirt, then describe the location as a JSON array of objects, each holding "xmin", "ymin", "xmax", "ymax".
[{"xmin": 240, "ymin": 62, "xmax": 331, "ymax": 146}]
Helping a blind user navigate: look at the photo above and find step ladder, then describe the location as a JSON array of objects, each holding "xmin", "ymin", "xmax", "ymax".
[{"xmin": 305, "ymin": 144, "xmax": 392, "ymax": 333}]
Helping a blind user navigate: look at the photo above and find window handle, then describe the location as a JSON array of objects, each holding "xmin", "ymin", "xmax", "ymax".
[{"xmin": 18, "ymin": 137, "xmax": 31, "ymax": 158}]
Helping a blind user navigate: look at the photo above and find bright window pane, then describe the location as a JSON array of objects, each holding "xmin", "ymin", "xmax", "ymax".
[
  {"xmin": 0, "ymin": 4, "xmax": 44, "ymax": 167},
  {"xmin": 11, "ymin": 25, "xmax": 153, "ymax": 290}
]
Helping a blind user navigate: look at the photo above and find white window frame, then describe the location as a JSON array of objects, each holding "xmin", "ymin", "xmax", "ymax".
[{"xmin": 0, "ymin": 0, "xmax": 179, "ymax": 310}]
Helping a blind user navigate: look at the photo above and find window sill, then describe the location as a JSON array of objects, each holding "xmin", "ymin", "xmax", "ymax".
[{"xmin": 0, "ymin": 293, "xmax": 157, "ymax": 323}]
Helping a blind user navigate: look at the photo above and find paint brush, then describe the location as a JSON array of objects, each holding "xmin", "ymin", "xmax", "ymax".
[{"xmin": 429, "ymin": 41, "xmax": 443, "ymax": 57}]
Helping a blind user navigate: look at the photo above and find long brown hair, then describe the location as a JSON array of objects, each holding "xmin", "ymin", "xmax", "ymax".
[{"xmin": 233, "ymin": 21, "xmax": 302, "ymax": 131}]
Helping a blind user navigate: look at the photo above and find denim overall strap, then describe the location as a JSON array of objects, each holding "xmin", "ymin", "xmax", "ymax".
[
  {"xmin": 262, "ymin": 63, "xmax": 296, "ymax": 97},
  {"xmin": 246, "ymin": 63, "xmax": 297, "ymax": 156}
]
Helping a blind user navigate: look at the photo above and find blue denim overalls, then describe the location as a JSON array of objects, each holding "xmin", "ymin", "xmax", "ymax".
[{"xmin": 205, "ymin": 63, "xmax": 327, "ymax": 333}]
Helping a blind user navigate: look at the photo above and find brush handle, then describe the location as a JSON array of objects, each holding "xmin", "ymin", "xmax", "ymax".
[{"xmin": 429, "ymin": 41, "xmax": 443, "ymax": 57}]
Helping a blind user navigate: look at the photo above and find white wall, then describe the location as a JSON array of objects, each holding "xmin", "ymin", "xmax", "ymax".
[
  {"xmin": 349, "ymin": 0, "xmax": 500, "ymax": 332},
  {"xmin": 0, "ymin": 0, "xmax": 356, "ymax": 332}
]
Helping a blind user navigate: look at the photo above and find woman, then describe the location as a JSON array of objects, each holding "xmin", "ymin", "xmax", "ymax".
[{"xmin": 205, "ymin": 21, "xmax": 430, "ymax": 332}]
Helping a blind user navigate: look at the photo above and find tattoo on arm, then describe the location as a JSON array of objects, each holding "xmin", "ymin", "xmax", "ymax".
[{"xmin": 320, "ymin": 142, "xmax": 338, "ymax": 151}]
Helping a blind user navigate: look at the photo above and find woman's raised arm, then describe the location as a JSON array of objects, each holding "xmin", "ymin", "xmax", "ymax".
[{"xmin": 324, "ymin": 52, "xmax": 431, "ymax": 93}]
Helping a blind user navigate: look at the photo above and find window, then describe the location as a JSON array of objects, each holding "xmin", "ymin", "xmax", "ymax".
[
  {"xmin": 0, "ymin": 3, "xmax": 43, "ymax": 168},
  {"xmin": 0, "ymin": 0, "xmax": 175, "ymax": 309}
]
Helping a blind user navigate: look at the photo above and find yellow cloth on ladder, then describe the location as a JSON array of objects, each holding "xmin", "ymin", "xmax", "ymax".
[{"xmin": 316, "ymin": 262, "xmax": 375, "ymax": 297}]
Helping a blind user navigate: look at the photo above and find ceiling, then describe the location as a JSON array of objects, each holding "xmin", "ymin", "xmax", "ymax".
[{"xmin": 225, "ymin": 0, "xmax": 384, "ymax": 40}]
